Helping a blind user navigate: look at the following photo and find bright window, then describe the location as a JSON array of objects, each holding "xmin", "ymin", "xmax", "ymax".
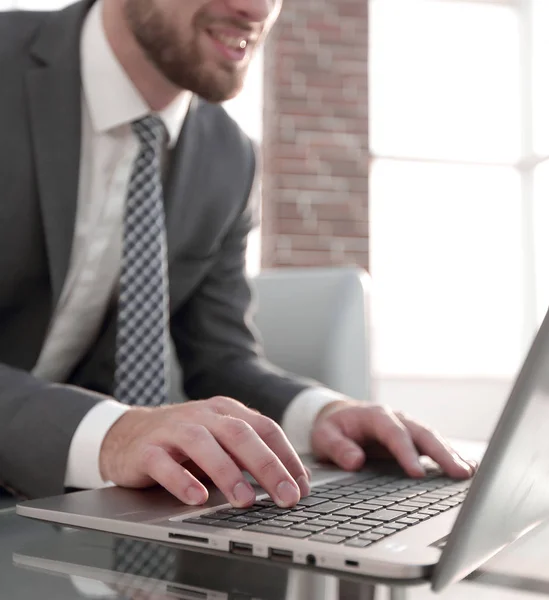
[{"xmin": 369, "ymin": 0, "xmax": 537, "ymax": 378}]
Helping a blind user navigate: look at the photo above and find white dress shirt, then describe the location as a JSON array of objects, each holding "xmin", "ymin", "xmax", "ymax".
[{"xmin": 32, "ymin": 0, "xmax": 343, "ymax": 491}]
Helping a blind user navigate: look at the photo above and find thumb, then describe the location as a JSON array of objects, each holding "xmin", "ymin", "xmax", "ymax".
[{"xmin": 312, "ymin": 421, "xmax": 366, "ymax": 471}]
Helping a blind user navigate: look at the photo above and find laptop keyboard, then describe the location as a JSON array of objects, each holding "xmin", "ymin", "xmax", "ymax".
[{"xmin": 179, "ymin": 471, "xmax": 471, "ymax": 548}]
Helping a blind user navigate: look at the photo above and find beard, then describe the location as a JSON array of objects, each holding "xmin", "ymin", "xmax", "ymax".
[{"xmin": 124, "ymin": 0, "xmax": 251, "ymax": 103}]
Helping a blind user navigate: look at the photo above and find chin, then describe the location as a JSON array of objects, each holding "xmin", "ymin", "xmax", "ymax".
[{"xmin": 193, "ymin": 78, "xmax": 245, "ymax": 104}]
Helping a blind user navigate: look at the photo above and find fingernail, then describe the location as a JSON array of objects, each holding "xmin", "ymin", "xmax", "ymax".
[
  {"xmin": 298, "ymin": 475, "xmax": 311, "ymax": 497},
  {"xmin": 458, "ymin": 458, "xmax": 474, "ymax": 474},
  {"xmin": 186, "ymin": 486, "xmax": 206, "ymax": 505},
  {"xmin": 413, "ymin": 458, "xmax": 426, "ymax": 477},
  {"xmin": 276, "ymin": 481, "xmax": 300, "ymax": 507},
  {"xmin": 233, "ymin": 482, "xmax": 255, "ymax": 507}
]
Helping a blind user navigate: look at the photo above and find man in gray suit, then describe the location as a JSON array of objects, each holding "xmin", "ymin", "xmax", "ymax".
[{"xmin": 0, "ymin": 0, "xmax": 474, "ymax": 506}]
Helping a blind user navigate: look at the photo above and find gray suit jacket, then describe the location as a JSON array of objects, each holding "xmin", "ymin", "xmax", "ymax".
[{"xmin": 0, "ymin": 0, "xmax": 315, "ymax": 500}]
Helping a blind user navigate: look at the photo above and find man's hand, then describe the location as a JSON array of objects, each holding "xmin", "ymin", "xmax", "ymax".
[
  {"xmin": 99, "ymin": 397, "xmax": 310, "ymax": 508},
  {"xmin": 311, "ymin": 400, "xmax": 475, "ymax": 479}
]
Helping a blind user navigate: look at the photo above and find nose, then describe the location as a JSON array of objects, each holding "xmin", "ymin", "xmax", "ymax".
[{"xmin": 225, "ymin": 0, "xmax": 280, "ymax": 23}]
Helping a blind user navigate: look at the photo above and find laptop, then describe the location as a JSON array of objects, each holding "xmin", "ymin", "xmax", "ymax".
[{"xmin": 17, "ymin": 307, "xmax": 549, "ymax": 591}]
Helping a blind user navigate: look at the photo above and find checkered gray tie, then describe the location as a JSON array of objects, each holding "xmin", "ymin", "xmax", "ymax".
[
  {"xmin": 115, "ymin": 115, "xmax": 170, "ymax": 408},
  {"xmin": 113, "ymin": 116, "xmax": 177, "ymax": 582}
]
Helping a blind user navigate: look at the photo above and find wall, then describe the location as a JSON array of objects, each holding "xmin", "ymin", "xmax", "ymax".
[{"xmin": 261, "ymin": 0, "xmax": 369, "ymax": 269}]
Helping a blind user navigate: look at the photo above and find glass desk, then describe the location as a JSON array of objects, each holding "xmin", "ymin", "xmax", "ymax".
[{"xmin": 2, "ymin": 503, "xmax": 549, "ymax": 600}]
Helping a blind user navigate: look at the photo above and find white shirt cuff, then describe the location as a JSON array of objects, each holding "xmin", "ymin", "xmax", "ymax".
[
  {"xmin": 281, "ymin": 387, "xmax": 347, "ymax": 454},
  {"xmin": 64, "ymin": 400, "xmax": 131, "ymax": 489}
]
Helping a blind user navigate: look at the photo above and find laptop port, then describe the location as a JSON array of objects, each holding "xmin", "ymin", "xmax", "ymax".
[
  {"xmin": 345, "ymin": 560, "xmax": 359, "ymax": 568},
  {"xmin": 269, "ymin": 548, "xmax": 293, "ymax": 563},
  {"xmin": 169, "ymin": 532, "xmax": 209, "ymax": 544},
  {"xmin": 230, "ymin": 542, "xmax": 253, "ymax": 556},
  {"xmin": 306, "ymin": 554, "xmax": 316, "ymax": 566}
]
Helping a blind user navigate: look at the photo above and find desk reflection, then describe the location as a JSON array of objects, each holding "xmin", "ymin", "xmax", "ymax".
[{"xmin": 13, "ymin": 531, "xmax": 377, "ymax": 600}]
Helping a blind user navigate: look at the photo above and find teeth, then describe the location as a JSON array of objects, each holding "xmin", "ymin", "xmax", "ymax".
[{"xmin": 213, "ymin": 32, "xmax": 248, "ymax": 51}]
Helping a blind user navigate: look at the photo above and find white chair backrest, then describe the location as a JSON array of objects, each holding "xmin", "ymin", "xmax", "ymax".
[{"xmin": 252, "ymin": 267, "xmax": 371, "ymax": 401}]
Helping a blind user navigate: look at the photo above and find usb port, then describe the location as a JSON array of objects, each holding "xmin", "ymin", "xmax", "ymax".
[
  {"xmin": 345, "ymin": 559, "xmax": 359, "ymax": 568},
  {"xmin": 230, "ymin": 541, "xmax": 253, "ymax": 556},
  {"xmin": 269, "ymin": 548, "xmax": 293, "ymax": 563}
]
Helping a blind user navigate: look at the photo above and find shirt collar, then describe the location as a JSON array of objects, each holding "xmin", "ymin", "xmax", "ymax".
[{"xmin": 81, "ymin": 0, "xmax": 190, "ymax": 148}]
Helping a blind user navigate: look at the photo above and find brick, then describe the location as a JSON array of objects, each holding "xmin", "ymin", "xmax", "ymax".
[{"xmin": 262, "ymin": 0, "xmax": 369, "ymax": 270}]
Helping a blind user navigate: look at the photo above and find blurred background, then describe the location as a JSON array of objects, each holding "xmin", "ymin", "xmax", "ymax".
[{"xmin": 3, "ymin": 0, "xmax": 547, "ymax": 443}]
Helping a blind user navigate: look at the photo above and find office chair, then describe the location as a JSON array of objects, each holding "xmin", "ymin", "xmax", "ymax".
[{"xmin": 252, "ymin": 266, "xmax": 372, "ymax": 401}]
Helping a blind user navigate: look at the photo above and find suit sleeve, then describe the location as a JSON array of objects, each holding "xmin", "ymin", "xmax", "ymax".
[
  {"xmin": 0, "ymin": 363, "xmax": 105, "ymax": 499},
  {"xmin": 171, "ymin": 145, "xmax": 320, "ymax": 425}
]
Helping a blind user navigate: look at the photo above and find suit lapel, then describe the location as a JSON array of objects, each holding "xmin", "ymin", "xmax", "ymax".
[
  {"xmin": 26, "ymin": 0, "xmax": 94, "ymax": 308},
  {"xmin": 164, "ymin": 95, "xmax": 202, "ymax": 264}
]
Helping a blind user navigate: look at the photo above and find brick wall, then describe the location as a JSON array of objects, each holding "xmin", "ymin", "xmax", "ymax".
[{"xmin": 261, "ymin": 0, "xmax": 369, "ymax": 269}]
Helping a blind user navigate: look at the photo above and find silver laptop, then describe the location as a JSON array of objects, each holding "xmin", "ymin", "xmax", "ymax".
[{"xmin": 17, "ymin": 307, "xmax": 549, "ymax": 591}]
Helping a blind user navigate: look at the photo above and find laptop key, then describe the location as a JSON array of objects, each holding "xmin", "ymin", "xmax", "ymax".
[
  {"xmin": 366, "ymin": 509, "xmax": 407, "ymax": 522},
  {"xmin": 371, "ymin": 527, "xmax": 396, "ymax": 536},
  {"xmin": 263, "ymin": 519, "xmax": 292, "ymax": 528},
  {"xmin": 279, "ymin": 515, "xmax": 308, "ymax": 524},
  {"xmin": 293, "ymin": 511, "xmax": 319, "ymax": 519},
  {"xmin": 337, "ymin": 523, "xmax": 375, "ymax": 532},
  {"xmin": 265, "ymin": 508, "xmax": 291, "ymax": 516},
  {"xmin": 333, "ymin": 508, "xmax": 367, "ymax": 518},
  {"xmin": 308, "ymin": 502, "xmax": 351, "ymax": 514},
  {"xmin": 224, "ymin": 508, "xmax": 257, "ymax": 516},
  {"xmin": 320, "ymin": 514, "xmax": 352, "ymax": 523},
  {"xmin": 325, "ymin": 528, "xmax": 358, "ymax": 538},
  {"xmin": 416, "ymin": 494, "xmax": 445, "ymax": 502},
  {"xmin": 206, "ymin": 512, "xmax": 232, "ymax": 520},
  {"xmin": 351, "ymin": 503, "xmax": 381, "ymax": 512},
  {"xmin": 210, "ymin": 520, "xmax": 247, "ymax": 529},
  {"xmin": 412, "ymin": 512, "xmax": 431, "ymax": 520},
  {"xmin": 353, "ymin": 518, "xmax": 386, "ymax": 528},
  {"xmin": 293, "ymin": 524, "xmax": 326, "ymax": 533},
  {"xmin": 345, "ymin": 539, "xmax": 373, "ymax": 548},
  {"xmin": 309, "ymin": 518, "xmax": 340, "ymax": 527},
  {"xmin": 316, "ymin": 492, "xmax": 345, "ymax": 499},
  {"xmin": 404, "ymin": 500, "xmax": 430, "ymax": 508},
  {"xmin": 430, "ymin": 503, "xmax": 451, "ymax": 511},
  {"xmin": 344, "ymin": 495, "xmax": 376, "ymax": 503},
  {"xmin": 391, "ymin": 505, "xmax": 421, "ymax": 513},
  {"xmin": 397, "ymin": 517, "xmax": 420, "ymax": 525},
  {"xmin": 367, "ymin": 499, "xmax": 397, "ymax": 507},
  {"xmin": 253, "ymin": 511, "xmax": 278, "ymax": 519},
  {"xmin": 309, "ymin": 534, "xmax": 346, "ymax": 544},
  {"xmin": 358, "ymin": 532, "xmax": 384, "ymax": 541},
  {"xmin": 384, "ymin": 522, "xmax": 407, "ymax": 531},
  {"xmin": 246, "ymin": 525, "xmax": 310, "ymax": 538},
  {"xmin": 297, "ymin": 497, "xmax": 330, "ymax": 507},
  {"xmin": 229, "ymin": 516, "xmax": 263, "ymax": 524}
]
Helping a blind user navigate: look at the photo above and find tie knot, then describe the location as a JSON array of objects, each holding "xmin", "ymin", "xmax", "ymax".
[{"xmin": 132, "ymin": 115, "xmax": 166, "ymax": 150}]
